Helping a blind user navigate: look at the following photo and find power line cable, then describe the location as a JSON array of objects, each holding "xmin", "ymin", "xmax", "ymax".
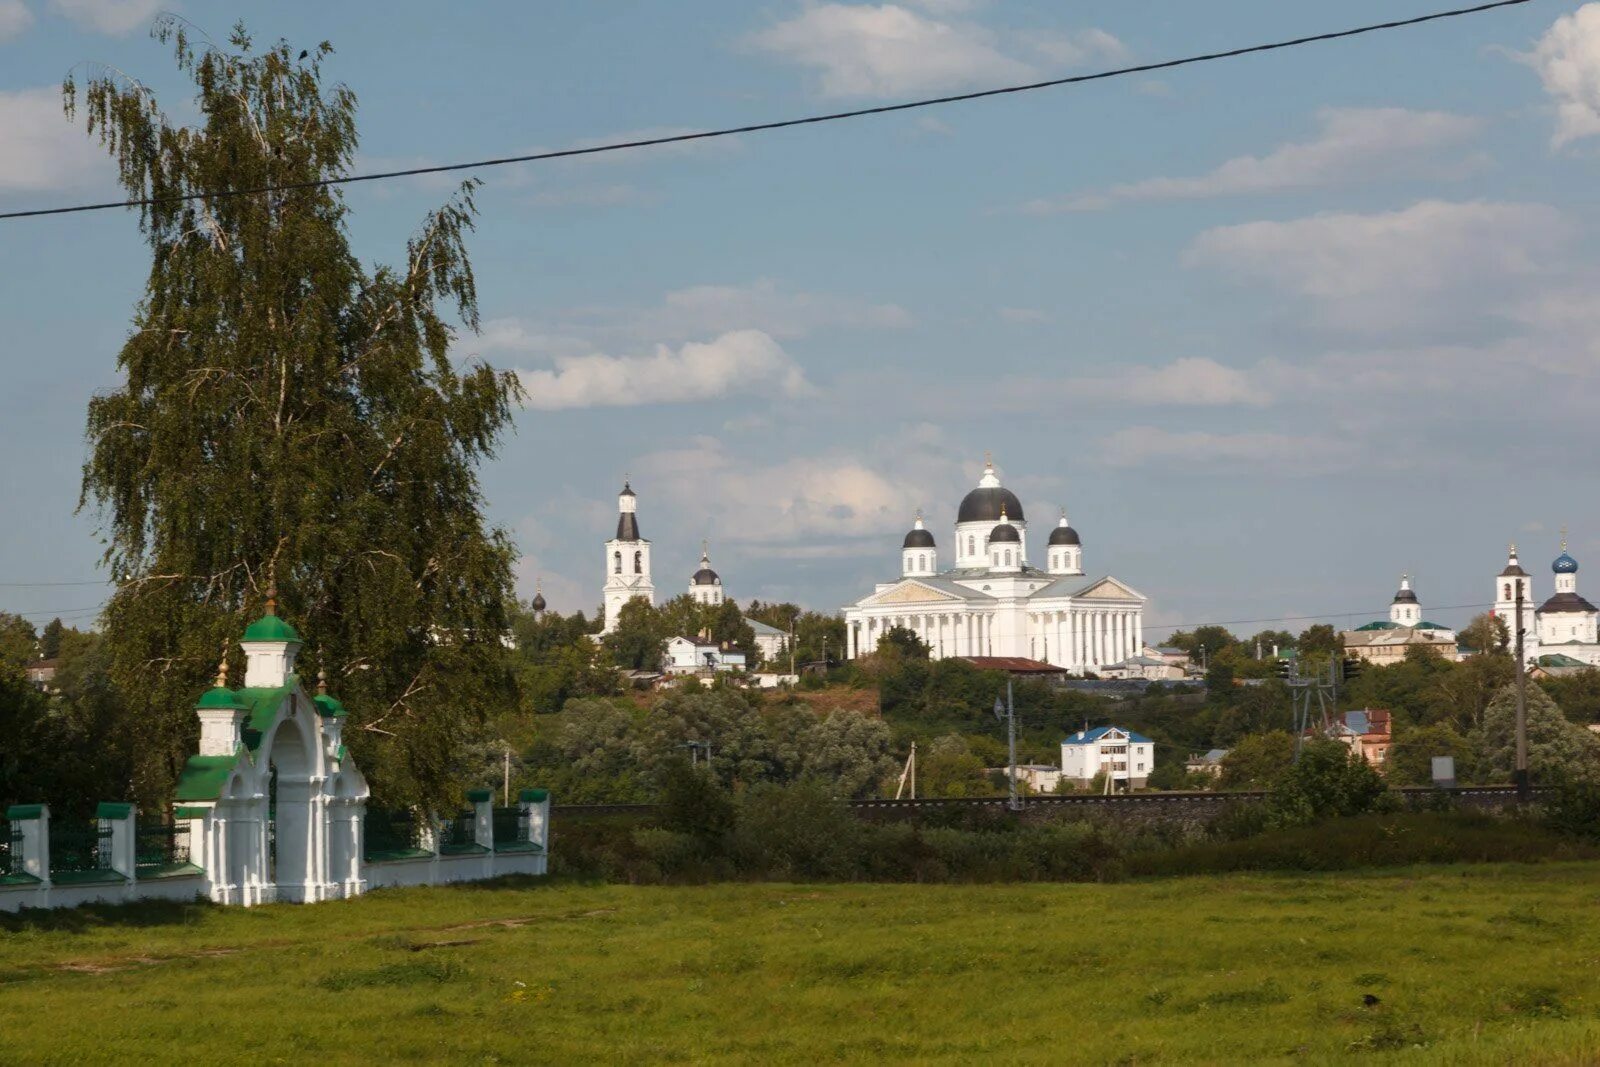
[
  {"xmin": 0, "ymin": 0, "xmax": 1535, "ymax": 223},
  {"xmin": 0, "ymin": 579, "xmax": 111, "ymax": 588}
]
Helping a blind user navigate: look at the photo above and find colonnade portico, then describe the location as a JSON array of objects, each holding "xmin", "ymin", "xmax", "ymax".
[{"xmin": 847, "ymin": 595, "xmax": 1144, "ymax": 672}]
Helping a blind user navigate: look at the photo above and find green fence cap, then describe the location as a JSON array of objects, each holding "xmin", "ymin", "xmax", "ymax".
[
  {"xmin": 6, "ymin": 804, "xmax": 44, "ymax": 820},
  {"xmin": 464, "ymin": 788, "xmax": 492, "ymax": 804},
  {"xmin": 95, "ymin": 802, "xmax": 134, "ymax": 820},
  {"xmin": 518, "ymin": 788, "xmax": 549, "ymax": 803}
]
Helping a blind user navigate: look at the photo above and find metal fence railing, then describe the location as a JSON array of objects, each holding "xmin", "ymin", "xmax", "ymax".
[
  {"xmin": 135, "ymin": 823, "xmax": 191, "ymax": 872},
  {"xmin": 492, "ymin": 806, "xmax": 528, "ymax": 848},
  {"xmin": 0, "ymin": 825, "xmax": 19, "ymax": 877},
  {"xmin": 437, "ymin": 812, "xmax": 479, "ymax": 854},
  {"xmin": 364, "ymin": 809, "xmax": 425, "ymax": 859},
  {"xmin": 49, "ymin": 821, "xmax": 111, "ymax": 875}
]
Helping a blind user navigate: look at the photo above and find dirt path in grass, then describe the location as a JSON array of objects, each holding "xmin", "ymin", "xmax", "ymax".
[{"xmin": 24, "ymin": 905, "xmax": 620, "ymax": 977}]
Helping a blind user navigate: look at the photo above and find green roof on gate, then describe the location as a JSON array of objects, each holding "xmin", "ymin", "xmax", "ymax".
[
  {"xmin": 312, "ymin": 693, "xmax": 347, "ymax": 718},
  {"xmin": 235, "ymin": 679, "xmax": 298, "ymax": 752},
  {"xmin": 242, "ymin": 614, "xmax": 301, "ymax": 643},
  {"xmin": 174, "ymin": 754, "xmax": 241, "ymax": 801},
  {"xmin": 196, "ymin": 685, "xmax": 247, "ymax": 711},
  {"xmin": 95, "ymin": 802, "xmax": 133, "ymax": 820}
]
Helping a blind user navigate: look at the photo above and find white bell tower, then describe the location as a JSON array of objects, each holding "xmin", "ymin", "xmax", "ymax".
[
  {"xmin": 602, "ymin": 481, "xmax": 654, "ymax": 634},
  {"xmin": 1389, "ymin": 574, "xmax": 1421, "ymax": 627}
]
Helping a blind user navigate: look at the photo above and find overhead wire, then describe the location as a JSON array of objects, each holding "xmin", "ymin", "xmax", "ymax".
[{"xmin": 0, "ymin": 0, "xmax": 1536, "ymax": 222}]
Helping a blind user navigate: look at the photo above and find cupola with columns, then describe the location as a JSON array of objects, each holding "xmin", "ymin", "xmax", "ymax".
[
  {"xmin": 1389, "ymin": 574, "xmax": 1421, "ymax": 626},
  {"xmin": 1046, "ymin": 509, "xmax": 1083, "ymax": 576},
  {"xmin": 955, "ymin": 454, "xmax": 1026, "ymax": 568},
  {"xmin": 901, "ymin": 511, "xmax": 937, "ymax": 577},
  {"xmin": 987, "ymin": 506, "xmax": 1022, "ymax": 573},
  {"xmin": 1494, "ymin": 542, "xmax": 1534, "ymax": 624},
  {"xmin": 689, "ymin": 541, "xmax": 725, "ymax": 607},
  {"xmin": 602, "ymin": 478, "xmax": 655, "ymax": 634}
]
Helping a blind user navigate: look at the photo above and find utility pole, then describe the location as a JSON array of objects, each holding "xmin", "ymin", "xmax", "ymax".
[
  {"xmin": 503, "ymin": 746, "xmax": 511, "ymax": 806},
  {"xmin": 895, "ymin": 741, "xmax": 918, "ymax": 800},
  {"xmin": 1515, "ymin": 581, "xmax": 1529, "ymax": 801},
  {"xmin": 994, "ymin": 680, "xmax": 1020, "ymax": 812}
]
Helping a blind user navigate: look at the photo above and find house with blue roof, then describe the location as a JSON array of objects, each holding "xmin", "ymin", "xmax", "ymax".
[{"xmin": 1060, "ymin": 725, "xmax": 1154, "ymax": 791}]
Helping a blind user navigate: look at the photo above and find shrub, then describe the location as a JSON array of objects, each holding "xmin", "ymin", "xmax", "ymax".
[
  {"xmin": 1541, "ymin": 776, "xmax": 1600, "ymax": 839},
  {"xmin": 659, "ymin": 760, "xmax": 735, "ymax": 844},
  {"xmin": 1264, "ymin": 740, "xmax": 1388, "ymax": 828},
  {"xmin": 729, "ymin": 780, "xmax": 861, "ymax": 880}
]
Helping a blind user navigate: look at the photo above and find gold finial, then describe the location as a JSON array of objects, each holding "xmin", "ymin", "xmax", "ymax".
[
  {"xmin": 999, "ymin": 503, "xmax": 1009, "ymax": 522},
  {"xmin": 984, "ymin": 450, "xmax": 994, "ymax": 469},
  {"xmin": 317, "ymin": 666, "xmax": 328, "ymax": 696},
  {"xmin": 1561, "ymin": 525, "xmax": 1569, "ymax": 552},
  {"xmin": 915, "ymin": 507, "xmax": 923, "ymax": 523},
  {"xmin": 265, "ymin": 560, "xmax": 278, "ymax": 617},
  {"xmin": 215, "ymin": 642, "xmax": 229, "ymax": 689},
  {"xmin": 701, "ymin": 538, "xmax": 709, "ymax": 558}
]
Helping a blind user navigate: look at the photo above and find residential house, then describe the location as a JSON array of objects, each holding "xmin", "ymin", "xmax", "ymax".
[
  {"xmin": 663, "ymin": 635, "xmax": 748, "ymax": 675},
  {"xmin": 1060, "ymin": 726, "xmax": 1154, "ymax": 790}
]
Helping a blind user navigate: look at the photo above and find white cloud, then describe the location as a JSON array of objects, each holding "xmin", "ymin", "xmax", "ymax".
[
  {"xmin": 0, "ymin": 86, "xmax": 110, "ymax": 193},
  {"xmin": 1024, "ymin": 28, "xmax": 1127, "ymax": 67},
  {"xmin": 635, "ymin": 435, "xmax": 936, "ymax": 544},
  {"xmin": 1100, "ymin": 427, "xmax": 1334, "ymax": 471},
  {"xmin": 0, "ymin": 0, "xmax": 33, "ymax": 41},
  {"xmin": 516, "ymin": 330, "xmax": 813, "ymax": 411},
  {"xmin": 1074, "ymin": 358, "xmax": 1273, "ymax": 407},
  {"xmin": 1026, "ymin": 108, "xmax": 1484, "ymax": 213},
  {"xmin": 1186, "ymin": 200, "xmax": 1565, "ymax": 316},
  {"xmin": 748, "ymin": 4, "xmax": 1120, "ymax": 99},
  {"xmin": 749, "ymin": 3, "xmax": 1032, "ymax": 97},
  {"xmin": 1525, "ymin": 3, "xmax": 1600, "ymax": 146},
  {"xmin": 47, "ymin": 0, "xmax": 160, "ymax": 35}
]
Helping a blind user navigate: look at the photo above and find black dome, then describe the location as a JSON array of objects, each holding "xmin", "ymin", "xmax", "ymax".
[
  {"xmin": 958, "ymin": 486, "xmax": 1024, "ymax": 524},
  {"xmin": 988, "ymin": 522, "xmax": 1021, "ymax": 544},
  {"xmin": 903, "ymin": 528, "xmax": 936, "ymax": 549},
  {"xmin": 530, "ymin": 592, "xmax": 547, "ymax": 611},
  {"xmin": 1048, "ymin": 524, "xmax": 1080, "ymax": 546},
  {"xmin": 1392, "ymin": 589, "xmax": 1418, "ymax": 604},
  {"xmin": 692, "ymin": 568, "xmax": 720, "ymax": 586}
]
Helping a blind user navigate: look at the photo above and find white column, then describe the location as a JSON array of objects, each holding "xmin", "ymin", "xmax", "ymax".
[{"xmin": 1135, "ymin": 614, "xmax": 1143, "ymax": 657}]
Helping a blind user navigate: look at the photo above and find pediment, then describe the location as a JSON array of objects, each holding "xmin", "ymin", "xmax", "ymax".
[
  {"xmin": 862, "ymin": 581, "xmax": 961, "ymax": 606},
  {"xmin": 1075, "ymin": 577, "xmax": 1145, "ymax": 602}
]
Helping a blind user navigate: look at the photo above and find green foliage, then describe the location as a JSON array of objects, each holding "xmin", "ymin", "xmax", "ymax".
[
  {"xmin": 38, "ymin": 619, "xmax": 65, "ymax": 660},
  {"xmin": 1219, "ymin": 730, "xmax": 1295, "ymax": 789},
  {"xmin": 0, "ymin": 614, "xmax": 37, "ymax": 670},
  {"xmin": 68, "ymin": 26, "xmax": 520, "ymax": 810},
  {"xmin": 602, "ymin": 598, "xmax": 671, "ymax": 672},
  {"xmin": 919, "ymin": 734, "xmax": 993, "ymax": 797},
  {"xmin": 1475, "ymin": 682, "xmax": 1600, "ymax": 784},
  {"xmin": 1539, "ymin": 668, "xmax": 1600, "ymax": 726},
  {"xmin": 659, "ymin": 760, "xmax": 736, "ymax": 843},
  {"xmin": 744, "ymin": 600, "xmax": 843, "ymax": 668},
  {"xmin": 876, "ymin": 626, "xmax": 929, "ymax": 660},
  {"xmin": 508, "ymin": 603, "xmax": 618, "ymax": 714},
  {"xmin": 1385, "ymin": 723, "xmax": 1479, "ymax": 786},
  {"xmin": 1263, "ymin": 740, "xmax": 1388, "ymax": 828},
  {"xmin": 1460, "ymin": 612, "xmax": 1510, "ymax": 654},
  {"xmin": 1297, "ymin": 624, "xmax": 1340, "ymax": 658}
]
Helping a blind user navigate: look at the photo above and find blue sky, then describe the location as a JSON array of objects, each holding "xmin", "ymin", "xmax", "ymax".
[{"xmin": 2, "ymin": 0, "xmax": 1599, "ymax": 642}]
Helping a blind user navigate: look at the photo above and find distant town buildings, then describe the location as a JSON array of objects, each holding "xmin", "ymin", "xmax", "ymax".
[
  {"xmin": 1341, "ymin": 575, "xmax": 1458, "ymax": 665},
  {"xmin": 592, "ymin": 481, "xmax": 789, "ymax": 668},
  {"xmin": 843, "ymin": 457, "xmax": 1148, "ymax": 672}
]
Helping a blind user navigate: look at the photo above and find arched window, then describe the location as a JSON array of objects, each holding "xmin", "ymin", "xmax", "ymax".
[
  {"xmin": 918, "ymin": 553, "xmax": 926, "ymax": 571},
  {"xmin": 613, "ymin": 551, "xmax": 622, "ymax": 575},
  {"xmin": 1005, "ymin": 549, "xmax": 1013, "ymax": 566},
  {"xmin": 634, "ymin": 550, "xmax": 642, "ymax": 574},
  {"xmin": 968, "ymin": 536, "xmax": 976, "ymax": 557},
  {"xmin": 1503, "ymin": 582, "xmax": 1511, "ymax": 600}
]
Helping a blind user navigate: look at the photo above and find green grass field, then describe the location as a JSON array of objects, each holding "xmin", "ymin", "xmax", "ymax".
[{"xmin": 2, "ymin": 865, "xmax": 1598, "ymax": 1064}]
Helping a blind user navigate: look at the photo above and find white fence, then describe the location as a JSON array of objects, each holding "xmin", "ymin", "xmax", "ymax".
[{"xmin": 0, "ymin": 789, "xmax": 549, "ymax": 913}]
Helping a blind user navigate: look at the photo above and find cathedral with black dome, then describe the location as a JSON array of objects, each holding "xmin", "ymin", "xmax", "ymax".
[{"xmin": 843, "ymin": 457, "xmax": 1148, "ymax": 670}]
